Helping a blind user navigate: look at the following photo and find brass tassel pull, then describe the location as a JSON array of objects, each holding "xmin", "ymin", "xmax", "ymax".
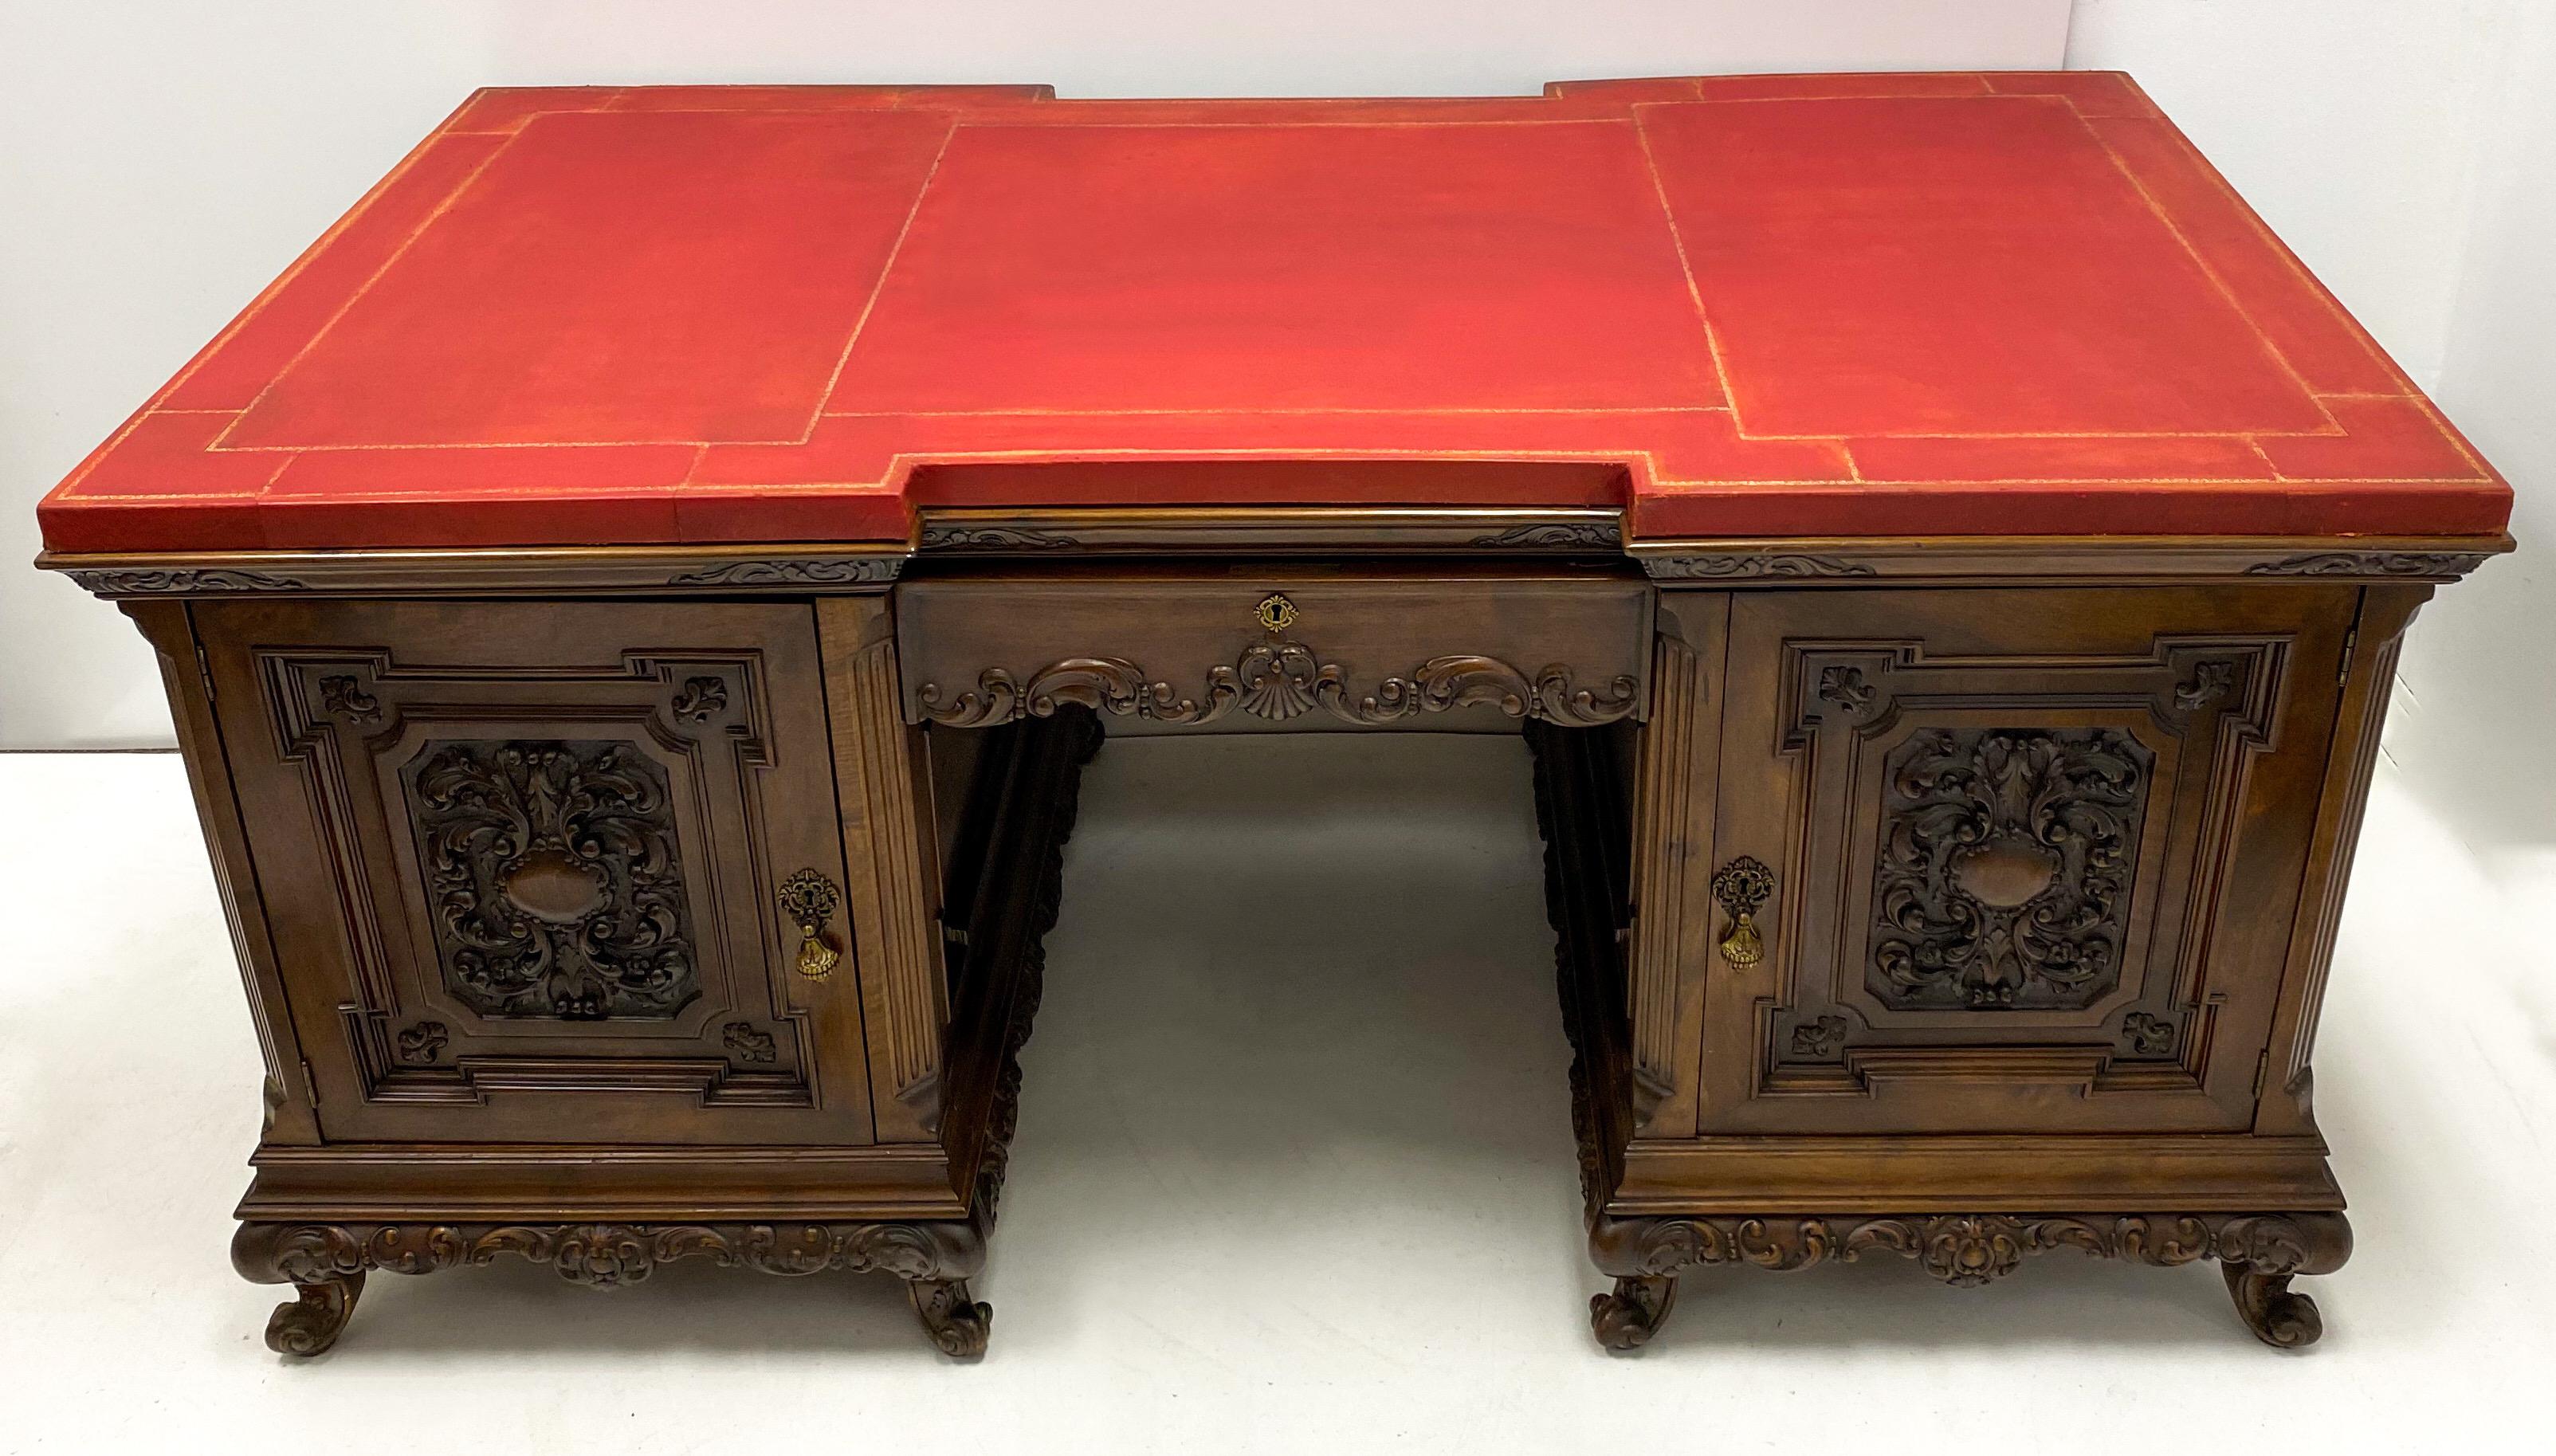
[
  {"xmin": 1711, "ymin": 857, "xmax": 1775, "ymax": 968},
  {"xmin": 778, "ymin": 869, "xmax": 844, "ymax": 980}
]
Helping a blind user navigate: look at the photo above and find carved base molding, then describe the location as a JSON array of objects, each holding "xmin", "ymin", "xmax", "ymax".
[
  {"xmin": 1586, "ymin": 1210, "xmax": 2351, "ymax": 1352},
  {"xmin": 231, "ymin": 1218, "xmax": 993, "ymax": 1358}
]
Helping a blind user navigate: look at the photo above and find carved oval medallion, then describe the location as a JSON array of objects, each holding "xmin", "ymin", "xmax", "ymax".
[
  {"xmin": 403, "ymin": 740, "xmax": 699, "ymax": 1020},
  {"xmin": 500, "ymin": 847, "xmax": 610, "ymax": 924},
  {"xmin": 1951, "ymin": 834, "xmax": 2059, "ymax": 909},
  {"xmin": 1868, "ymin": 727, "xmax": 2152, "ymax": 1011}
]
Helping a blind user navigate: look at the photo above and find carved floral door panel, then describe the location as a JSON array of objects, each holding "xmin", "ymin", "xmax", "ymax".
[
  {"xmin": 1697, "ymin": 587, "xmax": 2350, "ymax": 1136},
  {"xmin": 197, "ymin": 599, "xmax": 874, "ymax": 1144}
]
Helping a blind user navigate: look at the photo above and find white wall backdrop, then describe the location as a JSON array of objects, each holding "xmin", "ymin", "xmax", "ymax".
[
  {"xmin": 0, "ymin": 1, "xmax": 2068, "ymax": 749},
  {"xmin": 2067, "ymin": 0, "xmax": 2556, "ymax": 847}
]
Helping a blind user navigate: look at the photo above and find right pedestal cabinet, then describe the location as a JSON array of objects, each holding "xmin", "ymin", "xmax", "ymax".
[{"xmin": 1550, "ymin": 579, "xmax": 2428, "ymax": 1350}]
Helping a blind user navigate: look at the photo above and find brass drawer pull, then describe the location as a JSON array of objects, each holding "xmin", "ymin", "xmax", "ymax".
[
  {"xmin": 778, "ymin": 869, "xmax": 844, "ymax": 980},
  {"xmin": 1712, "ymin": 857, "xmax": 1774, "ymax": 968}
]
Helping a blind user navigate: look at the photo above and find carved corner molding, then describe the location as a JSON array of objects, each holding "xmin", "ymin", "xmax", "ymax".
[
  {"xmin": 917, "ymin": 639, "xmax": 1641, "ymax": 730},
  {"xmin": 232, "ymin": 1219, "xmax": 991, "ymax": 1357},
  {"xmin": 1587, "ymin": 1211, "xmax": 2349, "ymax": 1351}
]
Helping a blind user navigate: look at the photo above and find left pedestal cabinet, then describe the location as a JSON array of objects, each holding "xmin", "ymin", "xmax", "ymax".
[
  {"xmin": 115, "ymin": 591, "xmax": 1077, "ymax": 1359},
  {"xmin": 194, "ymin": 598, "xmax": 871, "ymax": 1147}
]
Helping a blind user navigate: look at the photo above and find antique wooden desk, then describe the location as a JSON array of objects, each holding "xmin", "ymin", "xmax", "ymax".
[{"xmin": 38, "ymin": 74, "xmax": 2512, "ymax": 1357}]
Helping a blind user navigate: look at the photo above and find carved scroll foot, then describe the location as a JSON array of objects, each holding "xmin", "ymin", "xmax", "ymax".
[
  {"xmin": 1590, "ymin": 1275, "xmax": 1678, "ymax": 1352},
  {"xmin": 2216, "ymin": 1210, "xmax": 2350, "ymax": 1350},
  {"xmin": 2223, "ymin": 1264, "xmax": 2322, "ymax": 1349},
  {"xmin": 907, "ymin": 1277, "xmax": 993, "ymax": 1358},
  {"xmin": 264, "ymin": 1272, "xmax": 365, "ymax": 1356}
]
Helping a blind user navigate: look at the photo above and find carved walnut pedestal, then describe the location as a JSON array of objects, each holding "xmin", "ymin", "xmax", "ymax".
[{"xmin": 33, "ymin": 75, "xmax": 2514, "ymax": 1360}]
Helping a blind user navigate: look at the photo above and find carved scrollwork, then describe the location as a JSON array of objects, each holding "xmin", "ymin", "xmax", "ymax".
[
  {"xmin": 1640, "ymin": 554, "xmax": 1877, "ymax": 580},
  {"xmin": 919, "ymin": 524, "xmax": 1076, "ymax": 551},
  {"xmin": 65, "ymin": 567, "xmax": 310, "ymax": 594},
  {"xmin": 232, "ymin": 1219, "xmax": 991, "ymax": 1356},
  {"xmin": 1869, "ymin": 728, "xmax": 2151, "ymax": 1011},
  {"xmin": 1587, "ymin": 1211, "xmax": 2350, "ymax": 1348},
  {"xmin": 402, "ymin": 740, "xmax": 698, "ymax": 1020},
  {"xmin": 2244, "ymin": 551, "xmax": 2487, "ymax": 578},
  {"xmin": 1603, "ymin": 1212, "xmax": 2347, "ymax": 1279},
  {"xmin": 917, "ymin": 644, "xmax": 1639, "ymax": 730},
  {"xmin": 665, "ymin": 557, "xmax": 901, "ymax": 586},
  {"xmin": 1470, "ymin": 521, "xmax": 1624, "ymax": 549}
]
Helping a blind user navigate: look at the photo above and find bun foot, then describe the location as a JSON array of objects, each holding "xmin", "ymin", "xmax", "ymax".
[
  {"xmin": 1590, "ymin": 1274, "xmax": 1678, "ymax": 1352},
  {"xmin": 908, "ymin": 1277, "xmax": 992, "ymax": 1358},
  {"xmin": 2224, "ymin": 1263, "xmax": 2324, "ymax": 1349},
  {"xmin": 265, "ymin": 1272, "xmax": 365, "ymax": 1356}
]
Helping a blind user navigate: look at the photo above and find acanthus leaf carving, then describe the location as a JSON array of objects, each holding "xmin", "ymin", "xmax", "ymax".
[
  {"xmin": 918, "ymin": 642, "xmax": 1639, "ymax": 730},
  {"xmin": 1869, "ymin": 727, "xmax": 2151, "ymax": 1011},
  {"xmin": 234, "ymin": 1219, "xmax": 993, "ymax": 1356},
  {"xmin": 1604, "ymin": 1211, "xmax": 2350, "ymax": 1289},
  {"xmin": 403, "ymin": 740, "xmax": 699, "ymax": 1020}
]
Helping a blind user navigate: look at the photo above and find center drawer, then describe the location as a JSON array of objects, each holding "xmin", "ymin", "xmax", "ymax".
[{"xmin": 893, "ymin": 570, "xmax": 1655, "ymax": 730}]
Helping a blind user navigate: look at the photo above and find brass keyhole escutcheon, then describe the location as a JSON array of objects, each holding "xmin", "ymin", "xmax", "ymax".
[
  {"xmin": 778, "ymin": 869, "xmax": 843, "ymax": 980},
  {"xmin": 1254, "ymin": 592, "xmax": 1298, "ymax": 634},
  {"xmin": 1711, "ymin": 856, "xmax": 1775, "ymax": 968}
]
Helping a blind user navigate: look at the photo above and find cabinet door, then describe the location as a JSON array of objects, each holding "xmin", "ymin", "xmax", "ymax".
[
  {"xmin": 200, "ymin": 600, "xmax": 874, "ymax": 1144},
  {"xmin": 1700, "ymin": 587, "xmax": 2347, "ymax": 1135}
]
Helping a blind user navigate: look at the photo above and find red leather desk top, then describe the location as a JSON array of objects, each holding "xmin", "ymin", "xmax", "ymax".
[{"xmin": 38, "ymin": 73, "xmax": 2513, "ymax": 555}]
